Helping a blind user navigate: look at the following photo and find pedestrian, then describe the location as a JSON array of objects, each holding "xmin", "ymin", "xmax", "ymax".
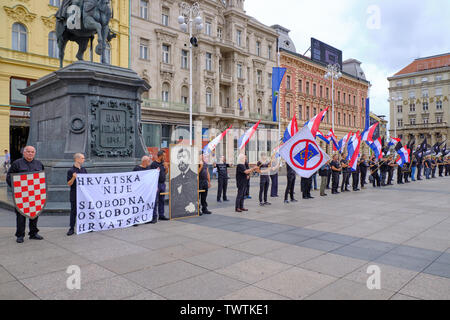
[
  {"xmin": 431, "ymin": 156, "xmax": 437, "ymax": 178},
  {"xmin": 416, "ymin": 152, "xmax": 423, "ymax": 180},
  {"xmin": 387, "ymin": 156, "xmax": 395, "ymax": 185},
  {"xmin": 403, "ymin": 162, "xmax": 410, "ymax": 183},
  {"xmin": 340, "ymin": 154, "xmax": 350, "ymax": 192},
  {"xmin": 133, "ymin": 156, "xmax": 152, "ymax": 225},
  {"xmin": 369, "ymin": 156, "xmax": 381, "ymax": 187},
  {"xmin": 438, "ymin": 156, "xmax": 444, "ymax": 177},
  {"xmin": 445, "ymin": 156, "xmax": 450, "ymax": 176},
  {"xmin": 6, "ymin": 146, "xmax": 44, "ymax": 243},
  {"xmin": 244, "ymin": 156, "xmax": 251, "ymax": 199},
  {"xmin": 66, "ymin": 153, "xmax": 88, "ymax": 235},
  {"xmin": 319, "ymin": 161, "xmax": 330, "ymax": 196},
  {"xmin": 284, "ymin": 162, "xmax": 297, "ymax": 203},
  {"xmin": 149, "ymin": 151, "xmax": 170, "ymax": 222},
  {"xmin": 379, "ymin": 157, "xmax": 389, "ymax": 186},
  {"xmin": 3, "ymin": 149, "xmax": 10, "ymax": 173},
  {"xmin": 359, "ymin": 154, "xmax": 368, "ymax": 189},
  {"xmin": 326, "ymin": 163, "xmax": 332, "ymax": 190},
  {"xmin": 215, "ymin": 156, "xmax": 230, "ymax": 202},
  {"xmin": 352, "ymin": 156, "xmax": 360, "ymax": 191},
  {"xmin": 330, "ymin": 154, "xmax": 341, "ymax": 194},
  {"xmin": 411, "ymin": 156, "xmax": 417, "ymax": 181},
  {"xmin": 235, "ymin": 154, "xmax": 257, "ymax": 213},
  {"xmin": 270, "ymin": 156, "xmax": 280, "ymax": 197},
  {"xmin": 301, "ymin": 177, "xmax": 313, "ymax": 199},
  {"xmin": 424, "ymin": 156, "xmax": 431, "ymax": 179},
  {"xmin": 199, "ymin": 153, "xmax": 212, "ymax": 215},
  {"xmin": 257, "ymin": 153, "xmax": 271, "ymax": 206}
]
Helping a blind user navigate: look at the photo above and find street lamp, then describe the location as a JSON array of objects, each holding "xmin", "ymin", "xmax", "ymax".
[
  {"xmin": 178, "ymin": 2, "xmax": 203, "ymax": 146},
  {"xmin": 324, "ymin": 64, "xmax": 342, "ymax": 132}
]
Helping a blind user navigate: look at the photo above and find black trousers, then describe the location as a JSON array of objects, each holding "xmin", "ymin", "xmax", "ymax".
[
  {"xmin": 417, "ymin": 165, "xmax": 422, "ymax": 179},
  {"xmin": 154, "ymin": 183, "xmax": 166, "ymax": 219},
  {"xmin": 301, "ymin": 177, "xmax": 312, "ymax": 198},
  {"xmin": 235, "ymin": 183, "xmax": 246, "ymax": 210},
  {"xmin": 70, "ymin": 200, "xmax": 77, "ymax": 229},
  {"xmin": 360, "ymin": 168, "xmax": 367, "ymax": 187},
  {"xmin": 270, "ymin": 174, "xmax": 278, "ymax": 197},
  {"xmin": 332, "ymin": 172, "xmax": 340, "ymax": 193},
  {"xmin": 432, "ymin": 168, "xmax": 436, "ymax": 178},
  {"xmin": 285, "ymin": 176, "xmax": 296, "ymax": 201},
  {"xmin": 439, "ymin": 165, "xmax": 444, "ymax": 176},
  {"xmin": 397, "ymin": 168, "xmax": 403, "ymax": 184},
  {"xmin": 352, "ymin": 172, "xmax": 359, "ymax": 190},
  {"xmin": 341, "ymin": 172, "xmax": 350, "ymax": 191},
  {"xmin": 403, "ymin": 171, "xmax": 409, "ymax": 182},
  {"xmin": 326, "ymin": 170, "xmax": 332, "ymax": 188},
  {"xmin": 372, "ymin": 172, "xmax": 381, "ymax": 187},
  {"xmin": 245, "ymin": 179, "xmax": 250, "ymax": 196},
  {"xmin": 259, "ymin": 176, "xmax": 270, "ymax": 203},
  {"xmin": 199, "ymin": 180, "xmax": 209, "ymax": 213},
  {"xmin": 217, "ymin": 177, "xmax": 228, "ymax": 201},
  {"xmin": 15, "ymin": 210, "xmax": 39, "ymax": 238},
  {"xmin": 387, "ymin": 169, "xmax": 394, "ymax": 184}
]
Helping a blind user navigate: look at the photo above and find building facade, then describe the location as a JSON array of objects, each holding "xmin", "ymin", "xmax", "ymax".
[
  {"xmin": 276, "ymin": 28, "xmax": 370, "ymax": 155},
  {"xmin": 131, "ymin": 0, "xmax": 279, "ymax": 163},
  {"xmin": 0, "ymin": 0, "xmax": 130, "ymax": 162},
  {"xmin": 369, "ymin": 112, "xmax": 387, "ymax": 139},
  {"xmin": 388, "ymin": 53, "xmax": 450, "ymax": 146}
]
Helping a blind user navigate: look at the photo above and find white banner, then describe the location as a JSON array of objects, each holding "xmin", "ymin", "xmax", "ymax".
[{"xmin": 76, "ymin": 170, "xmax": 159, "ymax": 235}]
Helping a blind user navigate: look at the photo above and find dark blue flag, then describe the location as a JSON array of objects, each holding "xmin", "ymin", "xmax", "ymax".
[{"xmin": 272, "ymin": 67, "xmax": 287, "ymax": 122}]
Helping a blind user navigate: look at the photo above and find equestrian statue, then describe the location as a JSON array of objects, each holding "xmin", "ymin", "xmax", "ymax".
[{"xmin": 55, "ymin": 0, "xmax": 116, "ymax": 67}]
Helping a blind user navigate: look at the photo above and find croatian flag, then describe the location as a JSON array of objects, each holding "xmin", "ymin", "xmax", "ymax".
[
  {"xmin": 203, "ymin": 126, "xmax": 232, "ymax": 155},
  {"xmin": 361, "ymin": 122, "xmax": 379, "ymax": 143},
  {"xmin": 388, "ymin": 136, "xmax": 401, "ymax": 147},
  {"xmin": 317, "ymin": 130, "xmax": 330, "ymax": 144},
  {"xmin": 370, "ymin": 137, "xmax": 383, "ymax": 160},
  {"xmin": 339, "ymin": 131, "xmax": 352, "ymax": 154},
  {"xmin": 396, "ymin": 146, "xmax": 410, "ymax": 167},
  {"xmin": 304, "ymin": 107, "xmax": 329, "ymax": 138},
  {"xmin": 328, "ymin": 129, "xmax": 339, "ymax": 151},
  {"xmin": 283, "ymin": 115, "xmax": 299, "ymax": 143},
  {"xmin": 347, "ymin": 132, "xmax": 359, "ymax": 161},
  {"xmin": 238, "ymin": 121, "xmax": 261, "ymax": 150},
  {"xmin": 349, "ymin": 133, "xmax": 362, "ymax": 172}
]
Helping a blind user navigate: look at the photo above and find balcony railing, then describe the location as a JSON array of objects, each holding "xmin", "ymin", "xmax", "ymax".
[
  {"xmin": 141, "ymin": 99, "xmax": 198, "ymax": 113},
  {"xmin": 222, "ymin": 107, "xmax": 236, "ymax": 115},
  {"xmin": 403, "ymin": 122, "xmax": 448, "ymax": 130},
  {"xmin": 249, "ymin": 112, "xmax": 272, "ymax": 122},
  {"xmin": 160, "ymin": 62, "xmax": 174, "ymax": 73},
  {"xmin": 220, "ymin": 73, "xmax": 233, "ymax": 84}
]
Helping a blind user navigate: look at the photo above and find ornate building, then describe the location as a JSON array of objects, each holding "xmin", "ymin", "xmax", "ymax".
[
  {"xmin": 276, "ymin": 27, "xmax": 370, "ymax": 155},
  {"xmin": 131, "ymin": 0, "xmax": 278, "ymax": 163},
  {"xmin": 388, "ymin": 53, "xmax": 450, "ymax": 146},
  {"xmin": 0, "ymin": 0, "xmax": 130, "ymax": 162}
]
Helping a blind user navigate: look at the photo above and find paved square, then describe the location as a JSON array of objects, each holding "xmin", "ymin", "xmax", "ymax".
[{"xmin": 0, "ymin": 177, "xmax": 449, "ymax": 299}]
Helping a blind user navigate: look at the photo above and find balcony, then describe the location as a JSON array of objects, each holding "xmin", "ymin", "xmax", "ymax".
[
  {"xmin": 249, "ymin": 112, "xmax": 272, "ymax": 122},
  {"xmin": 160, "ymin": 62, "xmax": 174, "ymax": 74},
  {"xmin": 220, "ymin": 73, "xmax": 233, "ymax": 84},
  {"xmin": 222, "ymin": 107, "xmax": 236, "ymax": 115},
  {"xmin": 403, "ymin": 122, "xmax": 448, "ymax": 130},
  {"xmin": 141, "ymin": 99, "xmax": 198, "ymax": 114}
]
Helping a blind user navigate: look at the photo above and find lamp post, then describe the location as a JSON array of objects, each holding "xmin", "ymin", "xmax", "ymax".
[
  {"xmin": 324, "ymin": 64, "xmax": 342, "ymax": 133},
  {"xmin": 178, "ymin": 2, "xmax": 203, "ymax": 146}
]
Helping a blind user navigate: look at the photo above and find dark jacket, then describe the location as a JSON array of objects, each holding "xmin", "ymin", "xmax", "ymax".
[{"xmin": 7, "ymin": 158, "xmax": 44, "ymax": 187}]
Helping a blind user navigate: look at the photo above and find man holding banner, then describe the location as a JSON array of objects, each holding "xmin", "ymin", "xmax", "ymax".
[
  {"xmin": 150, "ymin": 151, "xmax": 169, "ymax": 222},
  {"xmin": 67, "ymin": 153, "xmax": 88, "ymax": 236}
]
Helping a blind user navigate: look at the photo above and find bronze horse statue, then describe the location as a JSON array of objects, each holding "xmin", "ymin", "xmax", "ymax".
[{"xmin": 55, "ymin": 0, "xmax": 115, "ymax": 67}]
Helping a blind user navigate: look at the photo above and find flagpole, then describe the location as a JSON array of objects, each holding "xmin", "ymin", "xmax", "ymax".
[{"xmin": 277, "ymin": 43, "xmax": 281, "ymax": 142}]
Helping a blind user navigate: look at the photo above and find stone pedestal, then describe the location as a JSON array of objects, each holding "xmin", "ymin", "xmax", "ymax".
[{"xmin": 21, "ymin": 61, "xmax": 151, "ymax": 212}]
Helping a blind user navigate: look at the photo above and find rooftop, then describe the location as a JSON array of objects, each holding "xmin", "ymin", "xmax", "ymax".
[{"xmin": 394, "ymin": 53, "xmax": 450, "ymax": 76}]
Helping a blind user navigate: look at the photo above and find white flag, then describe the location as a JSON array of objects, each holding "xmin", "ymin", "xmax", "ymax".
[{"xmin": 279, "ymin": 126, "xmax": 330, "ymax": 178}]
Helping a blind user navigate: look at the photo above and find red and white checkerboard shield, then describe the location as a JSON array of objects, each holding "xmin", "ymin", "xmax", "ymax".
[{"xmin": 12, "ymin": 171, "xmax": 47, "ymax": 219}]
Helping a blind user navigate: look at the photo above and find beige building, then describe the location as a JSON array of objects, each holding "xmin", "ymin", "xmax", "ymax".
[
  {"xmin": 130, "ymin": 0, "xmax": 278, "ymax": 162},
  {"xmin": 388, "ymin": 53, "xmax": 450, "ymax": 146},
  {"xmin": 369, "ymin": 112, "xmax": 387, "ymax": 139}
]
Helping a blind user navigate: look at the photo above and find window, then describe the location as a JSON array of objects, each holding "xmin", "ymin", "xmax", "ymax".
[
  {"xmin": 217, "ymin": 28, "xmax": 222, "ymax": 39},
  {"xmin": 409, "ymin": 91, "xmax": 415, "ymax": 99},
  {"xmin": 320, "ymin": 86, "xmax": 323, "ymax": 98},
  {"xmin": 313, "ymin": 108, "xmax": 317, "ymax": 116},
  {"xmin": 306, "ymin": 106, "xmax": 310, "ymax": 119},
  {"xmin": 397, "ymin": 105, "xmax": 402, "ymax": 113},
  {"xmin": 396, "ymin": 80, "xmax": 402, "ymax": 87},
  {"xmin": 181, "ymin": 50, "xmax": 188, "ymax": 69},
  {"xmin": 162, "ymin": 82, "xmax": 170, "ymax": 102},
  {"xmin": 257, "ymin": 70, "xmax": 262, "ymax": 85},
  {"xmin": 268, "ymin": 73, "xmax": 272, "ymax": 88},
  {"xmin": 343, "ymin": 113, "xmax": 346, "ymax": 126},
  {"xmin": 409, "ymin": 104, "xmax": 415, "ymax": 112},
  {"xmin": 12, "ymin": 23, "xmax": 27, "ymax": 52},
  {"xmin": 409, "ymin": 78, "xmax": 415, "ymax": 85},
  {"xmin": 286, "ymin": 102, "xmax": 291, "ymax": 119},
  {"xmin": 268, "ymin": 45, "xmax": 272, "ymax": 60},
  {"xmin": 435, "ymin": 75, "xmax": 443, "ymax": 81},
  {"xmin": 326, "ymin": 87, "xmax": 329, "ymax": 99},
  {"xmin": 421, "ymin": 77, "xmax": 428, "ymax": 82},
  {"xmin": 237, "ymin": 64, "xmax": 243, "ymax": 79},
  {"xmin": 422, "ymin": 89, "xmax": 429, "ymax": 97},
  {"xmin": 437, "ymin": 115, "xmax": 443, "ymax": 123},
  {"xmin": 306, "ymin": 81, "xmax": 309, "ymax": 94},
  {"xmin": 338, "ymin": 91, "xmax": 341, "ymax": 103},
  {"xmin": 423, "ymin": 102, "xmax": 429, "ymax": 111},
  {"xmin": 256, "ymin": 41, "xmax": 261, "ymax": 56},
  {"xmin": 298, "ymin": 80, "xmax": 302, "ymax": 93},
  {"xmin": 48, "ymin": 31, "xmax": 58, "ymax": 58},
  {"xmin": 140, "ymin": 39, "xmax": 149, "ymax": 60},
  {"xmin": 50, "ymin": 0, "xmax": 61, "ymax": 7},
  {"xmin": 140, "ymin": 0, "xmax": 148, "ymax": 20},
  {"xmin": 338, "ymin": 113, "xmax": 341, "ymax": 125},
  {"xmin": 205, "ymin": 21, "xmax": 212, "ymax": 36},
  {"xmin": 353, "ymin": 96, "xmax": 356, "ymax": 105},
  {"xmin": 181, "ymin": 86, "xmax": 188, "ymax": 104},
  {"xmin": 162, "ymin": 7, "xmax": 169, "ymax": 26},
  {"xmin": 206, "ymin": 88, "xmax": 212, "ymax": 107},
  {"xmin": 343, "ymin": 92, "xmax": 346, "ymax": 103},
  {"xmin": 205, "ymin": 52, "xmax": 212, "ymax": 71},
  {"xmin": 313, "ymin": 84, "xmax": 316, "ymax": 96},
  {"xmin": 353, "ymin": 116, "xmax": 356, "ymax": 127},
  {"xmin": 348, "ymin": 114, "xmax": 351, "ymax": 126},
  {"xmin": 435, "ymin": 88, "xmax": 443, "ymax": 96},
  {"xmin": 436, "ymin": 100, "xmax": 443, "ymax": 110},
  {"xmin": 423, "ymin": 117, "xmax": 429, "ymax": 124},
  {"xmin": 286, "ymin": 76, "xmax": 291, "ymax": 90},
  {"xmin": 236, "ymin": 30, "xmax": 242, "ymax": 47},
  {"xmin": 298, "ymin": 105, "xmax": 302, "ymax": 120},
  {"xmin": 162, "ymin": 44, "xmax": 170, "ymax": 63},
  {"xmin": 10, "ymin": 78, "xmax": 34, "ymax": 105}
]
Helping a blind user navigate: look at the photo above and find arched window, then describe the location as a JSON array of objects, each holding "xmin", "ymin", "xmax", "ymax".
[
  {"xmin": 162, "ymin": 82, "xmax": 170, "ymax": 102},
  {"xmin": 48, "ymin": 31, "xmax": 58, "ymax": 58},
  {"xmin": 257, "ymin": 99, "xmax": 262, "ymax": 114},
  {"xmin": 12, "ymin": 23, "xmax": 27, "ymax": 52},
  {"xmin": 181, "ymin": 86, "xmax": 188, "ymax": 104},
  {"xmin": 206, "ymin": 87, "xmax": 212, "ymax": 107}
]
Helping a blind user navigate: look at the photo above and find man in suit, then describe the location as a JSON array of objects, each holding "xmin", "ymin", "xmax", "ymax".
[{"xmin": 171, "ymin": 148, "xmax": 198, "ymax": 218}]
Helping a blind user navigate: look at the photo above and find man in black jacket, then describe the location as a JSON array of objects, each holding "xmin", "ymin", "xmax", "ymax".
[
  {"xmin": 319, "ymin": 161, "xmax": 330, "ymax": 196},
  {"xmin": 330, "ymin": 154, "xmax": 341, "ymax": 194},
  {"xmin": 284, "ymin": 163, "xmax": 297, "ymax": 203},
  {"xmin": 359, "ymin": 154, "xmax": 368, "ymax": 189},
  {"xmin": 215, "ymin": 156, "xmax": 230, "ymax": 202},
  {"xmin": 6, "ymin": 146, "xmax": 45, "ymax": 243},
  {"xmin": 66, "ymin": 153, "xmax": 88, "ymax": 235},
  {"xmin": 150, "ymin": 152, "xmax": 170, "ymax": 222}
]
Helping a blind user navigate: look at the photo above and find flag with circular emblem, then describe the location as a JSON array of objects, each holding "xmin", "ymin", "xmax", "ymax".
[{"xmin": 12, "ymin": 171, "xmax": 47, "ymax": 219}]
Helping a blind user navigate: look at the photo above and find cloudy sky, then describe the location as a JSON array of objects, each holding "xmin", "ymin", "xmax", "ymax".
[{"xmin": 245, "ymin": 0, "xmax": 450, "ymax": 129}]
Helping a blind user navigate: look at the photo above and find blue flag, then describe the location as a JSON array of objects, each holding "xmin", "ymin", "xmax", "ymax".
[
  {"xmin": 365, "ymin": 98, "xmax": 370, "ymax": 130},
  {"xmin": 272, "ymin": 67, "xmax": 287, "ymax": 122},
  {"xmin": 238, "ymin": 98, "xmax": 243, "ymax": 111}
]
